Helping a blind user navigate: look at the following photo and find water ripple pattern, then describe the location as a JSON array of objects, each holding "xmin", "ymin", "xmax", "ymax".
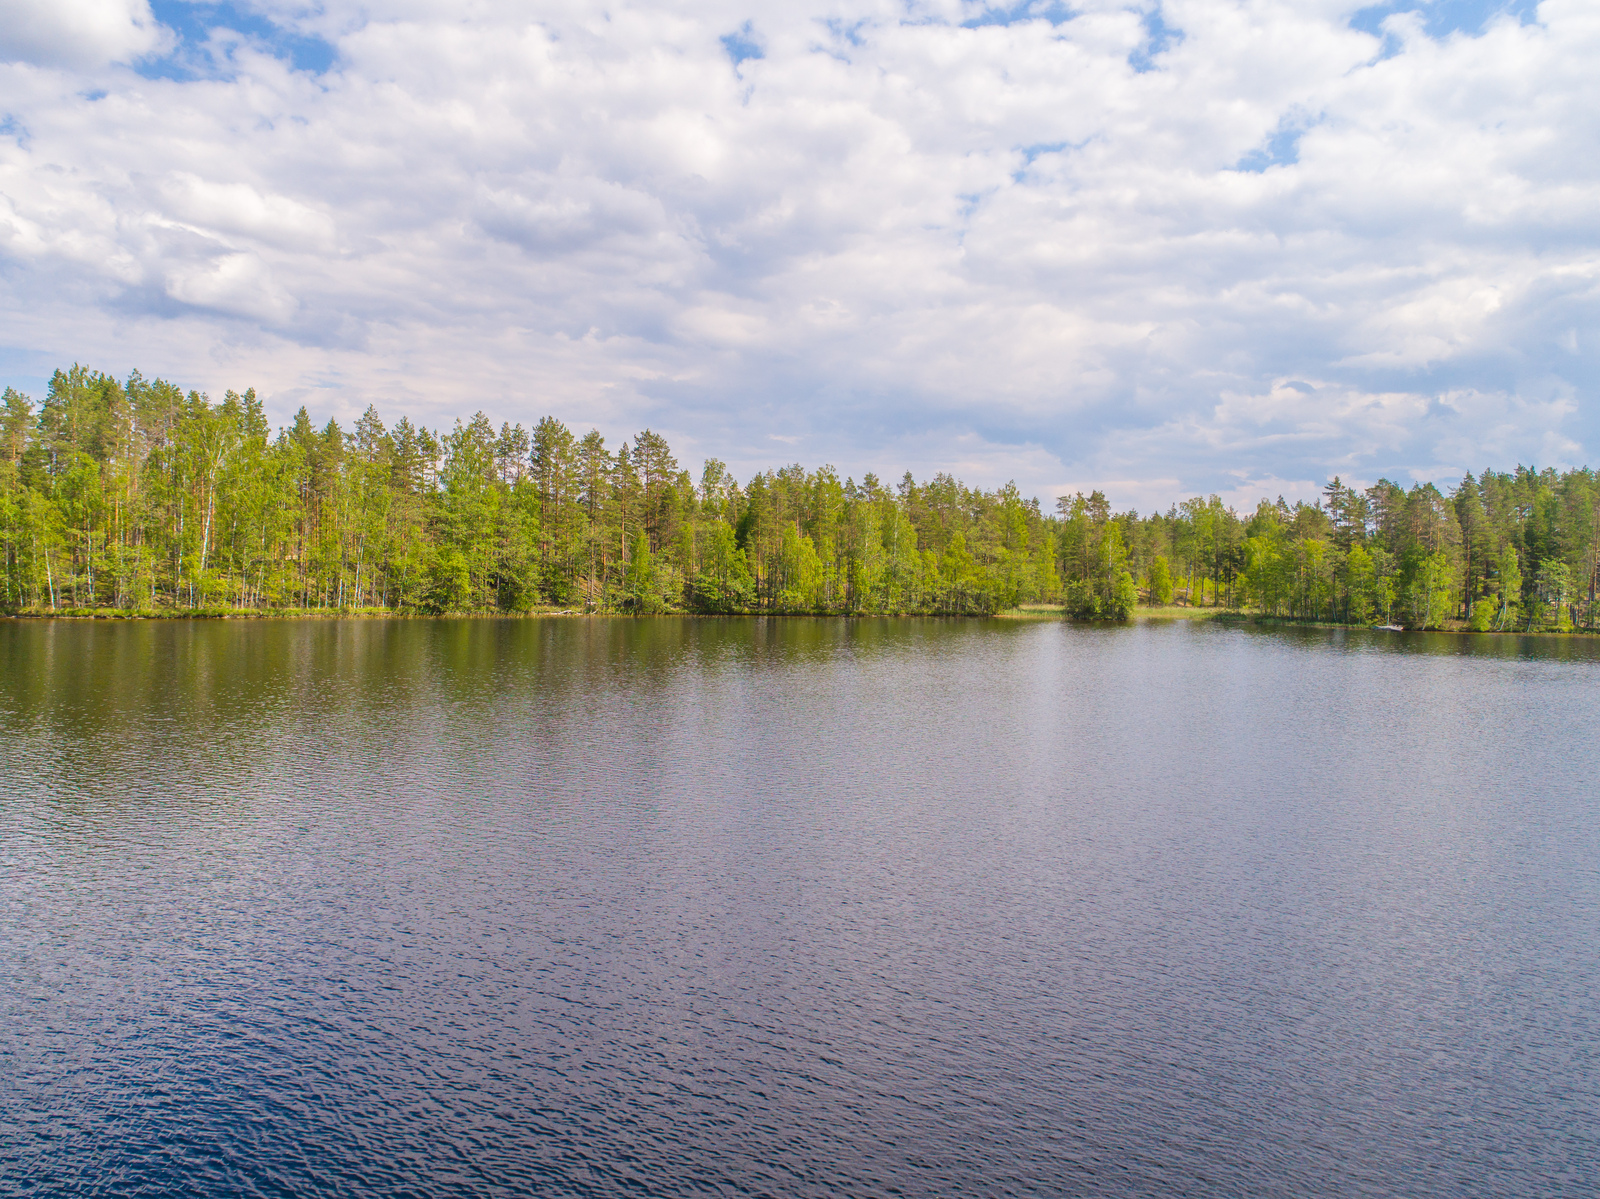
[{"xmin": 2, "ymin": 618, "xmax": 1598, "ymax": 1197}]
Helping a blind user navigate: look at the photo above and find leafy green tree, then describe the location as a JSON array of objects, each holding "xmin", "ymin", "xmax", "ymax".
[
  {"xmin": 623, "ymin": 530, "xmax": 663, "ymax": 613},
  {"xmin": 1345, "ymin": 545, "xmax": 1376, "ymax": 624},
  {"xmin": 1494, "ymin": 544, "xmax": 1522, "ymax": 629},
  {"xmin": 8, "ymin": 358, "xmax": 1600, "ymax": 628},
  {"xmin": 1536, "ymin": 559, "xmax": 1573, "ymax": 631},
  {"xmin": 1144, "ymin": 553, "xmax": 1174, "ymax": 605},
  {"xmin": 686, "ymin": 520, "xmax": 753, "ymax": 613},
  {"xmin": 422, "ymin": 547, "xmax": 469, "ymax": 613},
  {"xmin": 1066, "ymin": 520, "xmax": 1134, "ymax": 620}
]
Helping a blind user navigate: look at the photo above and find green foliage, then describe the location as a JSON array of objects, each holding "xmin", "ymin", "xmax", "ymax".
[
  {"xmin": 1493, "ymin": 543, "xmax": 1522, "ymax": 629},
  {"xmin": 1536, "ymin": 559, "xmax": 1573, "ymax": 631},
  {"xmin": 1399, "ymin": 549, "xmax": 1452, "ymax": 629},
  {"xmin": 1144, "ymin": 554, "xmax": 1174, "ymax": 605},
  {"xmin": 4, "ymin": 364, "xmax": 1600, "ymax": 630},
  {"xmin": 1345, "ymin": 545, "xmax": 1376, "ymax": 624},
  {"xmin": 1063, "ymin": 517, "xmax": 1135, "ymax": 621},
  {"xmin": 422, "ymin": 548, "xmax": 469, "ymax": 613},
  {"xmin": 684, "ymin": 520, "xmax": 754, "ymax": 613},
  {"xmin": 623, "ymin": 531, "xmax": 665, "ymax": 613},
  {"xmin": 1112, "ymin": 569, "xmax": 1138, "ymax": 620},
  {"xmin": 0, "ymin": 365, "xmax": 1072, "ymax": 616}
]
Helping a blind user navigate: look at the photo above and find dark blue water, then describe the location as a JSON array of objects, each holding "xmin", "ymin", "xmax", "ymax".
[{"xmin": 2, "ymin": 617, "xmax": 1598, "ymax": 1197}]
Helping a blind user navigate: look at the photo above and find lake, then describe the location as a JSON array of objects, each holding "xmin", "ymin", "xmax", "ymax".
[{"xmin": 2, "ymin": 617, "xmax": 1598, "ymax": 1197}]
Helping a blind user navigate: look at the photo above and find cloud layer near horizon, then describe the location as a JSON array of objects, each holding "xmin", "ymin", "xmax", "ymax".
[{"xmin": 1, "ymin": 0, "xmax": 1596, "ymax": 509}]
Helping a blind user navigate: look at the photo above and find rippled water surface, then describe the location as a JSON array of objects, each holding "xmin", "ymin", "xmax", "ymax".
[{"xmin": 3, "ymin": 617, "xmax": 1599, "ymax": 1197}]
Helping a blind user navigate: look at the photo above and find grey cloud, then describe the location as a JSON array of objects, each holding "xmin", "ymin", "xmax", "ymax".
[{"xmin": 468, "ymin": 176, "xmax": 697, "ymax": 299}]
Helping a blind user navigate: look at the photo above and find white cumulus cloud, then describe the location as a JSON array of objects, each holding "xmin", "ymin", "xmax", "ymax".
[
  {"xmin": 0, "ymin": 0, "xmax": 168, "ymax": 68},
  {"xmin": 0, "ymin": 0, "xmax": 1595, "ymax": 508}
]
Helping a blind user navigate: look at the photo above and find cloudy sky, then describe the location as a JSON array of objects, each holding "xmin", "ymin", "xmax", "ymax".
[{"xmin": 0, "ymin": 0, "xmax": 1594, "ymax": 509}]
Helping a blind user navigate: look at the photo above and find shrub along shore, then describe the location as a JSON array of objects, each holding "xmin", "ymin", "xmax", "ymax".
[{"xmin": 3, "ymin": 367, "xmax": 1597, "ymax": 630}]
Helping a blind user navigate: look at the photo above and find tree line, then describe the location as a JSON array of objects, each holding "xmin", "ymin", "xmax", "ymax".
[
  {"xmin": 1057, "ymin": 471, "xmax": 1599, "ymax": 630},
  {"xmin": 1, "ymin": 366, "xmax": 1596, "ymax": 630}
]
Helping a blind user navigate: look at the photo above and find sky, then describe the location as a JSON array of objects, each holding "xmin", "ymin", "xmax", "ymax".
[{"xmin": 0, "ymin": 0, "xmax": 1595, "ymax": 511}]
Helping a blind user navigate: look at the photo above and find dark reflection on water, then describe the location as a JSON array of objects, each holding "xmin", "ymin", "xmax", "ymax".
[{"xmin": 2, "ymin": 617, "xmax": 1598, "ymax": 1197}]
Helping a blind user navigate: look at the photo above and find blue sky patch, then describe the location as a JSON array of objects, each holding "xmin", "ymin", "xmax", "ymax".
[
  {"xmin": 823, "ymin": 17, "xmax": 868, "ymax": 48},
  {"xmin": 1235, "ymin": 119, "xmax": 1314, "ymax": 172},
  {"xmin": 1350, "ymin": 0, "xmax": 1540, "ymax": 41},
  {"xmin": 1019, "ymin": 142, "xmax": 1067, "ymax": 165},
  {"xmin": 140, "ymin": 0, "xmax": 337, "ymax": 80},
  {"xmin": 1129, "ymin": 6, "xmax": 1182, "ymax": 73},
  {"xmin": 962, "ymin": 2, "xmax": 1075, "ymax": 29},
  {"xmin": 721, "ymin": 23, "xmax": 764, "ymax": 67},
  {"xmin": 1012, "ymin": 142, "xmax": 1069, "ymax": 181}
]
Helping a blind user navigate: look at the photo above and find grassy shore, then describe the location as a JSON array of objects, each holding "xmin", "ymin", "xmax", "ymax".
[
  {"xmin": 1, "ymin": 605, "xmax": 585, "ymax": 619},
  {"xmin": 996, "ymin": 603, "xmax": 1233, "ymax": 622},
  {"xmin": 8, "ymin": 604, "xmax": 1596, "ymax": 635},
  {"xmin": 994, "ymin": 603, "xmax": 1597, "ymax": 636}
]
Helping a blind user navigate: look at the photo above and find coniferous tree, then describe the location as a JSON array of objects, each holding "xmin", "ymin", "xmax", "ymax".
[{"xmin": 5, "ymin": 363, "xmax": 1600, "ymax": 627}]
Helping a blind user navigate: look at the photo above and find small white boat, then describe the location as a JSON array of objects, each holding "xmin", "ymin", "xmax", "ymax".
[{"xmin": 1376, "ymin": 624, "xmax": 1405, "ymax": 631}]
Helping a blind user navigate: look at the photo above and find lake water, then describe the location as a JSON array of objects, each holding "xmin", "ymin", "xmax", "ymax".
[{"xmin": 2, "ymin": 617, "xmax": 1598, "ymax": 1197}]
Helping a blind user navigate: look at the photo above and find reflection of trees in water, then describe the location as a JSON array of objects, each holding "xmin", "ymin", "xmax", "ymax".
[{"xmin": 9, "ymin": 615, "xmax": 1596, "ymax": 846}]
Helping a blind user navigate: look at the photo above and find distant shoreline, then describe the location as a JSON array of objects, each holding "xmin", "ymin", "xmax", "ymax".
[
  {"xmin": 5, "ymin": 606, "xmax": 1596, "ymax": 637},
  {"xmin": 7, "ymin": 370, "xmax": 1595, "ymax": 635}
]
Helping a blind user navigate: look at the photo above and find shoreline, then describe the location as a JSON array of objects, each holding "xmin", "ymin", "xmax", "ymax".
[{"xmin": 3, "ymin": 605, "xmax": 1596, "ymax": 637}]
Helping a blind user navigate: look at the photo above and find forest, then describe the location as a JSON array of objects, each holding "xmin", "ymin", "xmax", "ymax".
[{"xmin": 2, "ymin": 366, "xmax": 1598, "ymax": 630}]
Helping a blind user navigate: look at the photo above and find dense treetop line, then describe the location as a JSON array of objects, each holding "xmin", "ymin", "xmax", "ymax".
[{"xmin": 1, "ymin": 366, "xmax": 1597, "ymax": 629}]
